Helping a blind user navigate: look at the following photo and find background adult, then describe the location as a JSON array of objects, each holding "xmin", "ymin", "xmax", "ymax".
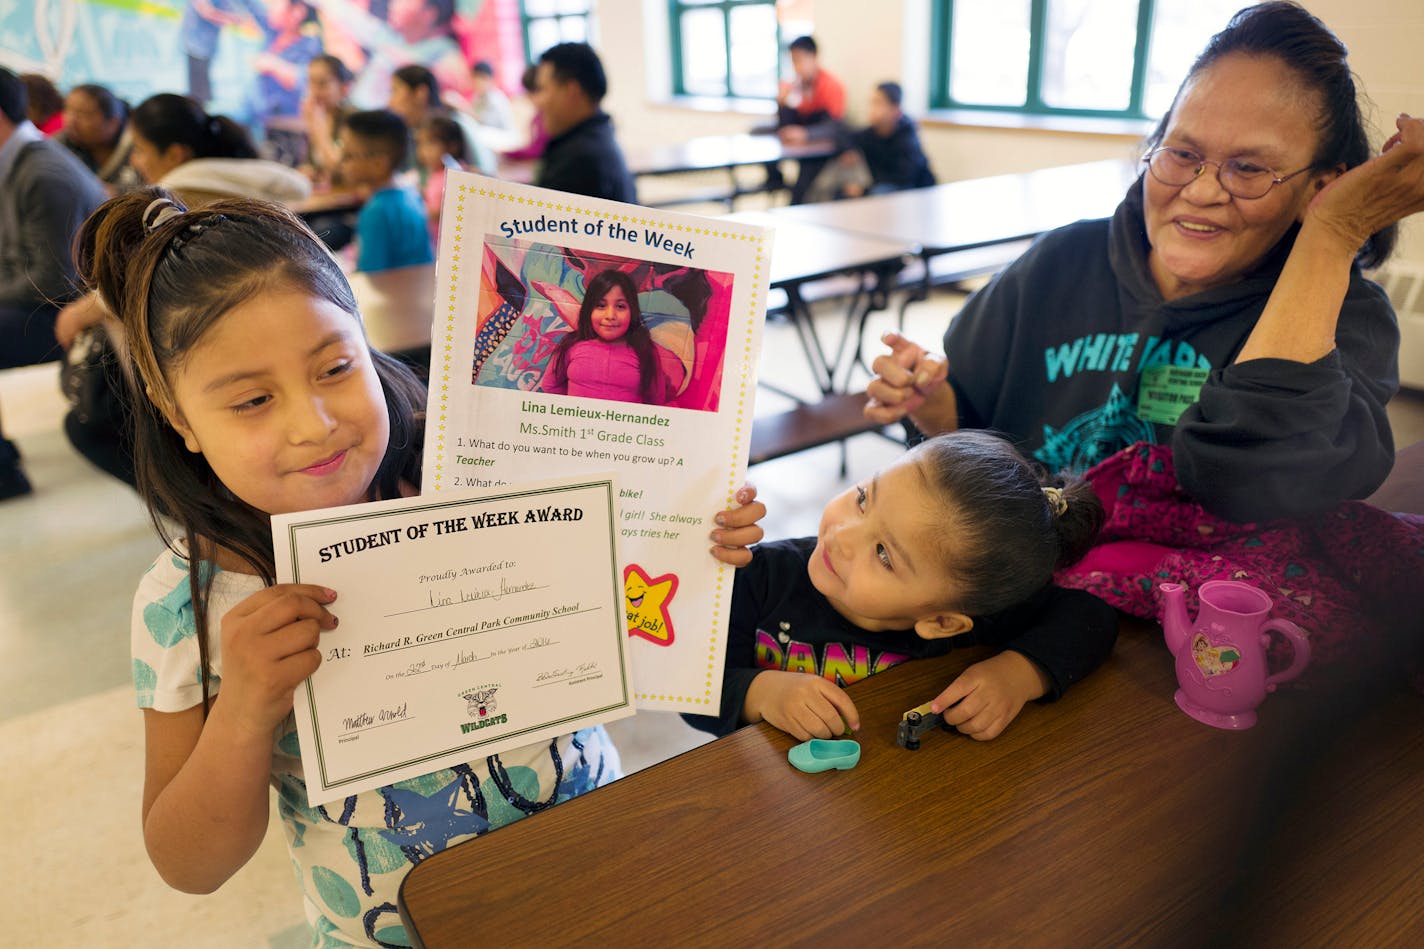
[
  {"xmin": 299, "ymin": 53, "xmax": 355, "ymax": 186},
  {"xmin": 0, "ymin": 68, "xmax": 106, "ymax": 498},
  {"xmin": 56, "ymin": 92, "xmax": 312, "ymax": 489},
  {"xmin": 128, "ymin": 92, "xmax": 310, "ymax": 205},
  {"xmin": 58, "ymin": 83, "xmax": 143, "ymax": 194},
  {"xmin": 866, "ymin": 1, "xmax": 1424, "ymax": 524},
  {"xmin": 532, "ymin": 42, "xmax": 636, "ymax": 204}
]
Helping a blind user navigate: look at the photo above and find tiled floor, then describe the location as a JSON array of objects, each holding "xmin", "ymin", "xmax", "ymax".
[{"xmin": 6, "ymin": 271, "xmax": 1423, "ymax": 945}]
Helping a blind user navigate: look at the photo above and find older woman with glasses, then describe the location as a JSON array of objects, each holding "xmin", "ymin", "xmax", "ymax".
[{"xmin": 866, "ymin": 1, "xmax": 1424, "ymax": 524}]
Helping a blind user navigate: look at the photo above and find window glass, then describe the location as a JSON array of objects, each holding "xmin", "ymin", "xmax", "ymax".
[
  {"xmin": 528, "ymin": 18, "xmax": 562, "ymax": 56},
  {"xmin": 1039, "ymin": 0, "xmax": 1139, "ymax": 111},
  {"xmin": 680, "ymin": 9, "xmax": 729, "ymax": 97},
  {"xmin": 670, "ymin": 1, "xmax": 783, "ymax": 99},
  {"xmin": 729, "ymin": 3, "xmax": 779, "ymax": 98},
  {"xmin": 1143, "ymin": 0, "xmax": 1243, "ymax": 117},
  {"xmin": 948, "ymin": 0, "xmax": 1030, "ymax": 108}
]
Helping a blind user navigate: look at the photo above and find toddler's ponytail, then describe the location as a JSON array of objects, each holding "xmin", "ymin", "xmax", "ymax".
[{"xmin": 1040, "ymin": 473, "xmax": 1105, "ymax": 569}]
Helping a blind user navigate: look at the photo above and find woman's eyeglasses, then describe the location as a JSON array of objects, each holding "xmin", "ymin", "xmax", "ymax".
[{"xmin": 1142, "ymin": 146, "xmax": 1313, "ymax": 199}]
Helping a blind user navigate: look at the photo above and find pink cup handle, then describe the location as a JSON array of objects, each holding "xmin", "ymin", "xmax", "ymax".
[{"xmin": 1262, "ymin": 619, "xmax": 1311, "ymax": 689}]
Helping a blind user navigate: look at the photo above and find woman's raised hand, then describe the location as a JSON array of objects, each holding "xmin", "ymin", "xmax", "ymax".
[
  {"xmin": 864, "ymin": 331, "xmax": 956, "ymax": 433},
  {"xmin": 1308, "ymin": 112, "xmax": 1424, "ymax": 252},
  {"xmin": 217, "ymin": 584, "xmax": 338, "ymax": 741}
]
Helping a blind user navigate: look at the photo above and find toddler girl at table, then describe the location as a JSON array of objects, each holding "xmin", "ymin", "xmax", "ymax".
[
  {"xmin": 539, "ymin": 268, "xmax": 683, "ymax": 405},
  {"xmin": 79, "ymin": 188, "xmax": 765, "ymax": 948},
  {"xmin": 686, "ymin": 430, "xmax": 1117, "ymax": 742}
]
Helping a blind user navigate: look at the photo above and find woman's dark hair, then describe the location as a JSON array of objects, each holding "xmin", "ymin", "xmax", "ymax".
[
  {"xmin": 419, "ymin": 114, "xmax": 467, "ymax": 164},
  {"xmin": 73, "ymin": 187, "xmax": 426, "ymax": 713},
  {"xmin": 71, "ymin": 83, "xmax": 130, "ymax": 128},
  {"xmin": 393, "ymin": 64, "xmax": 441, "ymax": 108},
  {"xmin": 549, "ymin": 269, "xmax": 662, "ymax": 404},
  {"xmin": 1147, "ymin": 0, "xmax": 1395, "ymax": 268},
  {"xmin": 310, "ymin": 53, "xmax": 354, "ymax": 86},
  {"xmin": 131, "ymin": 93, "xmax": 257, "ymax": 160},
  {"xmin": 915, "ymin": 431, "xmax": 1104, "ymax": 618}
]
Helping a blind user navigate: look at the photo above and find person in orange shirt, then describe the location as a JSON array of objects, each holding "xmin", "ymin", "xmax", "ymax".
[{"xmin": 772, "ymin": 35, "xmax": 846, "ymax": 203}]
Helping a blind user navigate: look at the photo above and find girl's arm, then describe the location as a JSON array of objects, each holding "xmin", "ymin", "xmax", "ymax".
[{"xmin": 140, "ymin": 584, "xmax": 336, "ymax": 893}]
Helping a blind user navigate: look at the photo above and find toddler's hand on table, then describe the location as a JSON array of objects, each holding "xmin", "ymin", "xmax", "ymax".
[
  {"xmin": 929, "ymin": 651, "xmax": 1050, "ymax": 741},
  {"xmin": 744, "ymin": 670, "xmax": 860, "ymax": 741},
  {"xmin": 218, "ymin": 584, "xmax": 338, "ymax": 742},
  {"xmin": 709, "ymin": 482, "xmax": 766, "ymax": 567}
]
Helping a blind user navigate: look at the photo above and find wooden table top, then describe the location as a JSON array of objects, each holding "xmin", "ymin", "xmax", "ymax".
[
  {"xmin": 771, "ymin": 158, "xmax": 1141, "ymax": 255},
  {"xmin": 398, "ymin": 620, "xmax": 1424, "ymax": 946}
]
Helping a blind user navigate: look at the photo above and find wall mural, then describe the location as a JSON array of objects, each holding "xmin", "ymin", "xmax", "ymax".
[{"xmin": 0, "ymin": 0, "xmax": 525, "ymax": 136}]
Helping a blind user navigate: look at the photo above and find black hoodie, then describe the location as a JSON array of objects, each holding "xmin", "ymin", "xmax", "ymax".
[{"xmin": 944, "ymin": 178, "xmax": 1399, "ymax": 522}]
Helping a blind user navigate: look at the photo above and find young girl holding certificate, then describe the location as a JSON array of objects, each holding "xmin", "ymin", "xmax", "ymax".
[
  {"xmin": 80, "ymin": 189, "xmax": 764, "ymax": 947},
  {"xmin": 686, "ymin": 431, "xmax": 1117, "ymax": 743}
]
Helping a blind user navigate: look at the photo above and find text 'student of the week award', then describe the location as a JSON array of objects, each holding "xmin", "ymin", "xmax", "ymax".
[
  {"xmin": 273, "ymin": 476, "xmax": 633, "ymax": 805},
  {"xmin": 424, "ymin": 172, "xmax": 770, "ymax": 713}
]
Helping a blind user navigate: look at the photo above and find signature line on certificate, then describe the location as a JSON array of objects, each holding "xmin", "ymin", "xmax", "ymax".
[
  {"xmin": 385, "ymin": 582, "xmax": 550, "ymax": 618},
  {"xmin": 339, "ymin": 717, "xmax": 416, "ymax": 738}
]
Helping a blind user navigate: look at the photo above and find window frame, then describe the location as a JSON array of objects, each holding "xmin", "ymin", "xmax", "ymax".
[
  {"xmin": 930, "ymin": 0, "xmax": 1157, "ymax": 120},
  {"xmin": 667, "ymin": 0, "xmax": 781, "ymax": 100},
  {"xmin": 520, "ymin": 1, "xmax": 596, "ymax": 62}
]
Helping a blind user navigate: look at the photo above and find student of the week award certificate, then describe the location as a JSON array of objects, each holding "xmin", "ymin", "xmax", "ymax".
[{"xmin": 424, "ymin": 172, "xmax": 771, "ymax": 713}]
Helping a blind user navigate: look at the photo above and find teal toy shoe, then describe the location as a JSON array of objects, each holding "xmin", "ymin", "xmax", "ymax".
[{"xmin": 787, "ymin": 738, "xmax": 861, "ymax": 773}]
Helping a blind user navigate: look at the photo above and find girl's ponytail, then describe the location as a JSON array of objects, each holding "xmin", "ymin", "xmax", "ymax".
[
  {"xmin": 74, "ymin": 187, "xmax": 183, "ymax": 332},
  {"xmin": 915, "ymin": 430, "xmax": 1106, "ymax": 617},
  {"xmin": 1042, "ymin": 474, "xmax": 1105, "ymax": 569},
  {"xmin": 209, "ymin": 114, "xmax": 258, "ymax": 159}
]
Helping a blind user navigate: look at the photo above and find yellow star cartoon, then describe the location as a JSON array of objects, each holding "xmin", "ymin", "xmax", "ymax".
[{"xmin": 623, "ymin": 564, "xmax": 679, "ymax": 646}]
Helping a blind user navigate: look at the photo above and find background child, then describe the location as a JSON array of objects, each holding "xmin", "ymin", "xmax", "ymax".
[
  {"xmin": 414, "ymin": 113, "xmax": 466, "ymax": 242},
  {"xmin": 465, "ymin": 59, "xmax": 512, "ymax": 130},
  {"xmin": 539, "ymin": 269, "xmax": 681, "ymax": 405},
  {"xmin": 77, "ymin": 188, "xmax": 765, "ymax": 947},
  {"xmin": 685, "ymin": 430, "xmax": 1116, "ymax": 742},
  {"xmin": 338, "ymin": 108, "xmax": 434, "ymax": 273},
  {"xmin": 846, "ymin": 81, "xmax": 935, "ymax": 196}
]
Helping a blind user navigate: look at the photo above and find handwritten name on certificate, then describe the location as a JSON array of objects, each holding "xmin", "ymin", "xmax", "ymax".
[{"xmin": 272, "ymin": 476, "xmax": 633, "ymax": 805}]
